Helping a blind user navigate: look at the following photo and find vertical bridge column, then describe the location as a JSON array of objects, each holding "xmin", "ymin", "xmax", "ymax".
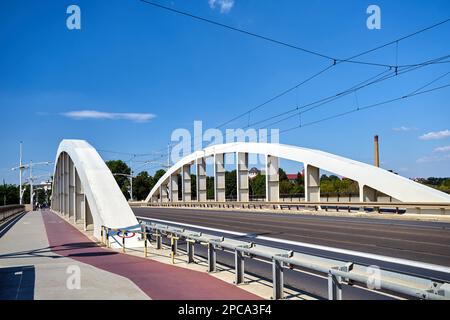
[
  {"xmin": 266, "ymin": 155, "xmax": 279, "ymax": 202},
  {"xmin": 65, "ymin": 152, "xmax": 70, "ymax": 216},
  {"xmin": 214, "ymin": 153, "xmax": 225, "ymax": 202},
  {"xmin": 74, "ymin": 169, "xmax": 85, "ymax": 225},
  {"xmin": 61, "ymin": 153, "xmax": 66, "ymax": 215},
  {"xmin": 159, "ymin": 183, "xmax": 168, "ymax": 202},
  {"xmin": 69, "ymin": 158, "xmax": 75, "ymax": 222},
  {"xmin": 170, "ymin": 173, "xmax": 179, "ymax": 202},
  {"xmin": 182, "ymin": 164, "xmax": 191, "ymax": 202},
  {"xmin": 360, "ymin": 185, "xmax": 378, "ymax": 202},
  {"xmin": 236, "ymin": 152, "xmax": 249, "ymax": 202},
  {"xmin": 305, "ymin": 164, "xmax": 320, "ymax": 202},
  {"xmin": 196, "ymin": 157, "xmax": 207, "ymax": 202}
]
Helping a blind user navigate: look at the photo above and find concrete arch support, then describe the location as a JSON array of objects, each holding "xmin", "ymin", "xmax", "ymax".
[
  {"xmin": 51, "ymin": 140, "xmax": 140, "ymax": 243},
  {"xmin": 237, "ymin": 152, "xmax": 249, "ymax": 202},
  {"xmin": 145, "ymin": 142, "xmax": 450, "ymax": 204},
  {"xmin": 305, "ymin": 164, "xmax": 320, "ymax": 202},
  {"xmin": 196, "ymin": 158, "xmax": 207, "ymax": 202},
  {"xmin": 215, "ymin": 153, "xmax": 226, "ymax": 202}
]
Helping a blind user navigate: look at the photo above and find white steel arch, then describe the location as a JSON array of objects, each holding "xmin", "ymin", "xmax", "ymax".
[
  {"xmin": 51, "ymin": 140, "xmax": 140, "ymax": 243},
  {"xmin": 145, "ymin": 142, "xmax": 450, "ymax": 203}
]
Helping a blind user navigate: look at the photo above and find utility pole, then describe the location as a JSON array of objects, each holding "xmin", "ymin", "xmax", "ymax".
[
  {"xmin": 167, "ymin": 143, "xmax": 171, "ymax": 168},
  {"xmin": 3, "ymin": 178, "xmax": 6, "ymax": 206},
  {"xmin": 11, "ymin": 141, "xmax": 25, "ymax": 204},
  {"xmin": 30, "ymin": 160, "xmax": 33, "ymax": 207}
]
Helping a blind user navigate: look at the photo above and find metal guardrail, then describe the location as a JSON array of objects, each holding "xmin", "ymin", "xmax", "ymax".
[
  {"xmin": 130, "ymin": 200, "xmax": 450, "ymax": 215},
  {"xmin": 0, "ymin": 205, "xmax": 25, "ymax": 223},
  {"xmin": 101, "ymin": 218, "xmax": 450, "ymax": 300}
]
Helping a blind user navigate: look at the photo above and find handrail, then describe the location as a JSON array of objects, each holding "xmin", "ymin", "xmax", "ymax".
[
  {"xmin": 0, "ymin": 205, "xmax": 25, "ymax": 222},
  {"xmin": 130, "ymin": 200, "xmax": 450, "ymax": 214},
  {"xmin": 100, "ymin": 219, "xmax": 450, "ymax": 300}
]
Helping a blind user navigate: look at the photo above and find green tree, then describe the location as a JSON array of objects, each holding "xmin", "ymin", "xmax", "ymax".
[
  {"xmin": 106, "ymin": 160, "xmax": 131, "ymax": 199},
  {"xmin": 133, "ymin": 171, "xmax": 153, "ymax": 201},
  {"xmin": 206, "ymin": 176, "xmax": 214, "ymax": 199},
  {"xmin": 279, "ymin": 168, "xmax": 288, "ymax": 181},
  {"xmin": 225, "ymin": 170, "xmax": 237, "ymax": 199},
  {"xmin": 249, "ymin": 174, "xmax": 266, "ymax": 198}
]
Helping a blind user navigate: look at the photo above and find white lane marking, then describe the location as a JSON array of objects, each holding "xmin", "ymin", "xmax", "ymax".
[{"xmin": 137, "ymin": 216, "xmax": 450, "ymax": 275}]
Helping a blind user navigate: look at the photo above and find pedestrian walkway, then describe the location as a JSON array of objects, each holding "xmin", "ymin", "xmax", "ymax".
[{"xmin": 0, "ymin": 210, "xmax": 260, "ymax": 300}]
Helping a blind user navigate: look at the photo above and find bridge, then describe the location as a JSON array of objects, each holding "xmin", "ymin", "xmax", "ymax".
[
  {"xmin": 2, "ymin": 139, "xmax": 450, "ymax": 300},
  {"xmin": 144, "ymin": 142, "xmax": 450, "ymax": 204}
]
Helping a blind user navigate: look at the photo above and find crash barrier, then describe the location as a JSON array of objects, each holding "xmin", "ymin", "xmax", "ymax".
[
  {"xmin": 130, "ymin": 201, "xmax": 450, "ymax": 215},
  {"xmin": 101, "ymin": 218, "xmax": 450, "ymax": 300}
]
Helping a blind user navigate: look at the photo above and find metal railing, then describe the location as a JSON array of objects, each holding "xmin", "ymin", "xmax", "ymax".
[
  {"xmin": 130, "ymin": 200, "xmax": 450, "ymax": 215},
  {"xmin": 100, "ymin": 219, "xmax": 450, "ymax": 300},
  {"xmin": 0, "ymin": 205, "xmax": 25, "ymax": 223}
]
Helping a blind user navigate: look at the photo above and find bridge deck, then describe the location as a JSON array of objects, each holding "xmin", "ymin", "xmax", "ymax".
[{"xmin": 0, "ymin": 210, "xmax": 259, "ymax": 300}]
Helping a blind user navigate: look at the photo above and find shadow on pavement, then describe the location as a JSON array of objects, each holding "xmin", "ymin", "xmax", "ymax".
[{"xmin": 0, "ymin": 265, "xmax": 35, "ymax": 300}]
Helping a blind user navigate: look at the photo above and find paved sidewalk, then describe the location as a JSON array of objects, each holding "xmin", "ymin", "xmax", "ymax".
[
  {"xmin": 42, "ymin": 210, "xmax": 260, "ymax": 300},
  {"xmin": 0, "ymin": 211, "xmax": 149, "ymax": 299}
]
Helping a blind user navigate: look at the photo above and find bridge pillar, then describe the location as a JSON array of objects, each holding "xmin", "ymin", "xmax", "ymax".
[
  {"xmin": 266, "ymin": 155, "xmax": 279, "ymax": 202},
  {"xmin": 305, "ymin": 164, "xmax": 320, "ymax": 202},
  {"xmin": 58, "ymin": 155, "xmax": 62, "ymax": 213},
  {"xmin": 65, "ymin": 153, "xmax": 70, "ymax": 217},
  {"xmin": 236, "ymin": 152, "xmax": 249, "ymax": 202},
  {"xmin": 61, "ymin": 153, "xmax": 67, "ymax": 216},
  {"xmin": 69, "ymin": 158, "xmax": 75, "ymax": 221},
  {"xmin": 53, "ymin": 157, "xmax": 59, "ymax": 212},
  {"xmin": 360, "ymin": 185, "xmax": 378, "ymax": 202},
  {"xmin": 74, "ymin": 169, "xmax": 84, "ymax": 224},
  {"xmin": 85, "ymin": 196, "xmax": 93, "ymax": 231},
  {"xmin": 159, "ymin": 183, "xmax": 168, "ymax": 202},
  {"xmin": 170, "ymin": 174, "xmax": 179, "ymax": 202},
  {"xmin": 182, "ymin": 164, "xmax": 191, "ymax": 202},
  {"xmin": 214, "ymin": 153, "xmax": 226, "ymax": 202},
  {"xmin": 196, "ymin": 157, "xmax": 207, "ymax": 201}
]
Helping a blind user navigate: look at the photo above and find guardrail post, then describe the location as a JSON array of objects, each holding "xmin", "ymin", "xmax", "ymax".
[
  {"xmin": 272, "ymin": 259, "xmax": 284, "ymax": 299},
  {"xmin": 122, "ymin": 230, "xmax": 126, "ymax": 253},
  {"xmin": 234, "ymin": 250, "xmax": 245, "ymax": 285},
  {"xmin": 187, "ymin": 239, "xmax": 195, "ymax": 263},
  {"xmin": 171, "ymin": 236, "xmax": 179, "ymax": 264},
  {"xmin": 156, "ymin": 232, "xmax": 162, "ymax": 249},
  {"xmin": 106, "ymin": 228, "xmax": 110, "ymax": 248},
  {"xmin": 208, "ymin": 243, "xmax": 216, "ymax": 273},
  {"xmin": 144, "ymin": 230, "xmax": 148, "ymax": 257},
  {"xmin": 328, "ymin": 272, "xmax": 342, "ymax": 300}
]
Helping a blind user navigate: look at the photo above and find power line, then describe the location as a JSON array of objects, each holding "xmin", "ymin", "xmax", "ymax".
[
  {"xmin": 139, "ymin": 0, "xmax": 334, "ymax": 61},
  {"xmin": 138, "ymin": 0, "xmax": 449, "ymax": 70},
  {"xmin": 143, "ymin": 55, "xmax": 449, "ymax": 164},
  {"xmin": 213, "ymin": 20, "xmax": 450, "ymax": 129},
  {"xmin": 279, "ymin": 81, "xmax": 450, "ymax": 135}
]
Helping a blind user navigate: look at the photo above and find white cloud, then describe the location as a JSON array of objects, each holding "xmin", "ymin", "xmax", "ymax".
[
  {"xmin": 419, "ymin": 129, "xmax": 450, "ymax": 140},
  {"xmin": 62, "ymin": 110, "xmax": 155, "ymax": 123},
  {"xmin": 393, "ymin": 126, "xmax": 417, "ymax": 132},
  {"xmin": 434, "ymin": 146, "xmax": 450, "ymax": 153},
  {"xmin": 417, "ymin": 154, "xmax": 450, "ymax": 163},
  {"xmin": 208, "ymin": 0, "xmax": 234, "ymax": 13}
]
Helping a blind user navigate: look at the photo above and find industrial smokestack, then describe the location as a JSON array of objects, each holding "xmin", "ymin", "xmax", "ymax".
[{"xmin": 374, "ymin": 135, "xmax": 380, "ymax": 167}]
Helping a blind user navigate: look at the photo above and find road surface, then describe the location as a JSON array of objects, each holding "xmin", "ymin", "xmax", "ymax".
[{"xmin": 132, "ymin": 207, "xmax": 450, "ymax": 268}]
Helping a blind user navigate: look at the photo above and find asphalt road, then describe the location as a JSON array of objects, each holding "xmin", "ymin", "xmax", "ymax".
[
  {"xmin": 133, "ymin": 207, "xmax": 450, "ymax": 299},
  {"xmin": 132, "ymin": 207, "xmax": 450, "ymax": 268}
]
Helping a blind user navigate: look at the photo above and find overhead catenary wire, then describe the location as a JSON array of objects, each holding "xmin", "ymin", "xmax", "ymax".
[{"xmin": 138, "ymin": 0, "xmax": 449, "ymax": 69}]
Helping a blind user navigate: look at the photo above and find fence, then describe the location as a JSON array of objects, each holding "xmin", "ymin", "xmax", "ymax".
[
  {"xmin": 130, "ymin": 200, "xmax": 450, "ymax": 215},
  {"xmin": 0, "ymin": 204, "xmax": 25, "ymax": 223},
  {"xmin": 101, "ymin": 218, "xmax": 450, "ymax": 300}
]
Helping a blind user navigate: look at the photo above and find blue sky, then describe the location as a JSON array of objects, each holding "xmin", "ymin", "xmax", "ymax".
[{"xmin": 1, "ymin": 0, "xmax": 449, "ymax": 184}]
